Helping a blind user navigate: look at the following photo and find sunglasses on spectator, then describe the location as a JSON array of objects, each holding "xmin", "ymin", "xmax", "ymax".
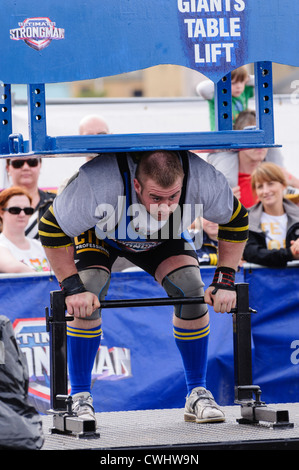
[
  {"xmin": 8, "ymin": 159, "xmax": 40, "ymax": 169},
  {"xmin": 2, "ymin": 206, "xmax": 34, "ymax": 215}
]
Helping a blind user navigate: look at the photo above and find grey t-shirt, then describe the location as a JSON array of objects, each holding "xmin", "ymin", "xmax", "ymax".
[{"xmin": 53, "ymin": 152, "xmax": 234, "ymax": 248}]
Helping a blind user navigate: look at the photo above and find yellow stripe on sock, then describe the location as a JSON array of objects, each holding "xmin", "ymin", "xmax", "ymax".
[
  {"xmin": 67, "ymin": 326, "xmax": 102, "ymax": 338},
  {"xmin": 173, "ymin": 324, "xmax": 210, "ymax": 341}
]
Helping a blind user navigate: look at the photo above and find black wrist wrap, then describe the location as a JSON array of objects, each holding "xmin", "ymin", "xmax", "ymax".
[
  {"xmin": 59, "ymin": 274, "xmax": 87, "ymax": 296},
  {"xmin": 210, "ymin": 267, "xmax": 236, "ymax": 294}
]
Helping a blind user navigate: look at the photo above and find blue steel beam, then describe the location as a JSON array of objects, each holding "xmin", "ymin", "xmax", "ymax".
[
  {"xmin": 0, "ymin": 60, "xmax": 278, "ymax": 158},
  {"xmin": 0, "ymin": 128, "xmax": 278, "ymax": 159},
  {"xmin": 27, "ymin": 84, "xmax": 49, "ymax": 152},
  {"xmin": 214, "ymin": 73, "xmax": 233, "ymax": 132},
  {"xmin": 0, "ymin": 84, "xmax": 12, "ymax": 154},
  {"xmin": 254, "ymin": 62, "xmax": 275, "ymax": 144}
]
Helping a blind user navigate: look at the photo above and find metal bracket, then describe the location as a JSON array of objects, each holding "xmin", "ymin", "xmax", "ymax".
[
  {"xmin": 46, "ymin": 291, "xmax": 99, "ymax": 438},
  {"xmin": 48, "ymin": 395, "xmax": 100, "ymax": 438},
  {"xmin": 8, "ymin": 133, "xmax": 24, "ymax": 154},
  {"xmin": 236, "ymin": 386, "xmax": 293, "ymax": 429},
  {"xmin": 233, "ymin": 284, "xmax": 294, "ymax": 429}
]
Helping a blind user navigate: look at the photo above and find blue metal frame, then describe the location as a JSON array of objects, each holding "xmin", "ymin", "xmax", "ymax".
[
  {"xmin": 0, "ymin": 61, "xmax": 277, "ymax": 158},
  {"xmin": 0, "ymin": 0, "xmax": 284, "ymax": 158},
  {"xmin": 254, "ymin": 62, "xmax": 275, "ymax": 145},
  {"xmin": 27, "ymin": 84, "xmax": 48, "ymax": 152},
  {"xmin": 0, "ymin": 84, "xmax": 12, "ymax": 154},
  {"xmin": 214, "ymin": 73, "xmax": 233, "ymax": 132}
]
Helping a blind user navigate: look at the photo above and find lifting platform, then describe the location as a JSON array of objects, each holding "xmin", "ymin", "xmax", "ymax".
[{"xmin": 41, "ymin": 404, "xmax": 299, "ymax": 451}]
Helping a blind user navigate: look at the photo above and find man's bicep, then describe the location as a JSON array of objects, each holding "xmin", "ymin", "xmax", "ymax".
[
  {"xmin": 38, "ymin": 205, "xmax": 73, "ymax": 248},
  {"xmin": 218, "ymin": 197, "xmax": 249, "ymax": 244}
]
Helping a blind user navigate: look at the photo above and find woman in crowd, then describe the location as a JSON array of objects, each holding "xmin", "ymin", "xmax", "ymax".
[
  {"xmin": 5, "ymin": 157, "xmax": 55, "ymax": 239},
  {"xmin": 243, "ymin": 162, "xmax": 299, "ymax": 267},
  {"xmin": 0, "ymin": 186, "xmax": 50, "ymax": 273}
]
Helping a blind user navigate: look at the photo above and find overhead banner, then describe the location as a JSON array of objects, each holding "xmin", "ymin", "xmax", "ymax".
[
  {"xmin": 1, "ymin": 0, "xmax": 299, "ymax": 84},
  {"xmin": 0, "ymin": 265, "xmax": 298, "ymax": 415}
]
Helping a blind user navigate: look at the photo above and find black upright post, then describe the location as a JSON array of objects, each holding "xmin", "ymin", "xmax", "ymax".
[
  {"xmin": 48, "ymin": 290, "xmax": 68, "ymax": 411},
  {"xmin": 233, "ymin": 283, "xmax": 253, "ymax": 402}
]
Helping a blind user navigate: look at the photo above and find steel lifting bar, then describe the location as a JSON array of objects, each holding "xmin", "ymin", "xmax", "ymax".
[{"xmin": 100, "ymin": 296, "xmax": 205, "ymax": 309}]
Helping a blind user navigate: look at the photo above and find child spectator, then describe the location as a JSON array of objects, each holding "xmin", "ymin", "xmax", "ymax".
[{"xmin": 196, "ymin": 66, "xmax": 254, "ymax": 130}]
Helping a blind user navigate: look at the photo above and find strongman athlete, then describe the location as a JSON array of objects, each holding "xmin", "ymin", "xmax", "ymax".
[{"xmin": 39, "ymin": 150, "xmax": 248, "ymax": 424}]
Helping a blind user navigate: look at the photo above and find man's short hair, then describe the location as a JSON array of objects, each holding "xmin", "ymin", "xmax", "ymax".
[{"xmin": 135, "ymin": 151, "xmax": 184, "ymax": 188}]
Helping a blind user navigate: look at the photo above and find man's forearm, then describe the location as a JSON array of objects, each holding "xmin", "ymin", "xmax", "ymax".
[
  {"xmin": 217, "ymin": 239, "xmax": 246, "ymax": 271},
  {"xmin": 45, "ymin": 245, "xmax": 77, "ymax": 282}
]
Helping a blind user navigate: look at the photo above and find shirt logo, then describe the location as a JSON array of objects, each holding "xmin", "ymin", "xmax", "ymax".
[{"xmin": 10, "ymin": 17, "xmax": 65, "ymax": 51}]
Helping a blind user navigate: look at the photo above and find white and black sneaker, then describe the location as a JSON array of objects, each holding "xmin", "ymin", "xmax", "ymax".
[
  {"xmin": 72, "ymin": 392, "xmax": 96, "ymax": 422},
  {"xmin": 184, "ymin": 387, "xmax": 225, "ymax": 423}
]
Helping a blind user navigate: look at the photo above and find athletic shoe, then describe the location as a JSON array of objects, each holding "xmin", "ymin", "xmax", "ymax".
[
  {"xmin": 184, "ymin": 387, "xmax": 225, "ymax": 423},
  {"xmin": 72, "ymin": 392, "xmax": 96, "ymax": 421}
]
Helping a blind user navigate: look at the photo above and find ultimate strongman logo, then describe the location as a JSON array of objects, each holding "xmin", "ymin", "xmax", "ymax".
[
  {"xmin": 13, "ymin": 318, "xmax": 132, "ymax": 413},
  {"xmin": 10, "ymin": 17, "xmax": 65, "ymax": 51}
]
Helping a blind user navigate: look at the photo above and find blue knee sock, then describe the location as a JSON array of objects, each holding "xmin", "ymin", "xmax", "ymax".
[
  {"xmin": 173, "ymin": 323, "xmax": 210, "ymax": 395},
  {"xmin": 66, "ymin": 324, "xmax": 102, "ymax": 395}
]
